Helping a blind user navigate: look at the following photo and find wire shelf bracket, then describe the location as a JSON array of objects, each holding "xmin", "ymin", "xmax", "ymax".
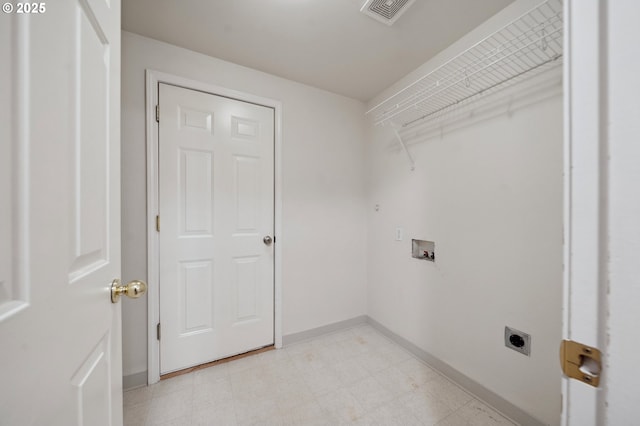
[
  {"xmin": 394, "ymin": 129, "xmax": 416, "ymax": 171},
  {"xmin": 366, "ymin": 0, "xmax": 563, "ymax": 129}
]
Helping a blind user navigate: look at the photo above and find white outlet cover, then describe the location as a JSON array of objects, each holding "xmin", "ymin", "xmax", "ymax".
[{"xmin": 395, "ymin": 227, "xmax": 403, "ymax": 241}]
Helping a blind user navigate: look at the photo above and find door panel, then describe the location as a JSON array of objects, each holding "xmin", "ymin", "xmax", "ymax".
[
  {"xmin": 181, "ymin": 149, "xmax": 214, "ymax": 235},
  {"xmin": 180, "ymin": 260, "xmax": 214, "ymax": 334},
  {"xmin": 234, "ymin": 155, "xmax": 260, "ymax": 230},
  {"xmin": 0, "ymin": 1, "xmax": 122, "ymax": 424},
  {"xmin": 70, "ymin": 1, "xmax": 110, "ymax": 280},
  {"xmin": 70, "ymin": 334, "xmax": 111, "ymax": 426},
  {"xmin": 159, "ymin": 83, "xmax": 274, "ymax": 374},
  {"xmin": 233, "ymin": 256, "xmax": 260, "ymax": 321}
]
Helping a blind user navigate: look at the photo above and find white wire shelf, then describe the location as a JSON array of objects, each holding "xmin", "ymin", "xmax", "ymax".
[{"xmin": 366, "ymin": 0, "xmax": 563, "ymax": 129}]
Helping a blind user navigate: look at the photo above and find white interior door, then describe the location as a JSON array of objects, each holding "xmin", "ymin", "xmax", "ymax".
[
  {"xmin": 158, "ymin": 83, "xmax": 275, "ymax": 374},
  {"xmin": 0, "ymin": 1, "xmax": 123, "ymax": 425}
]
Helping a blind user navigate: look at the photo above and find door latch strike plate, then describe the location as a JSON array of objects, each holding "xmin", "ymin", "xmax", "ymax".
[{"xmin": 560, "ymin": 340, "xmax": 602, "ymax": 387}]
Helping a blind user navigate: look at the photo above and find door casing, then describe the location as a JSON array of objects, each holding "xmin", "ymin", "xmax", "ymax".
[{"xmin": 145, "ymin": 70, "xmax": 283, "ymax": 385}]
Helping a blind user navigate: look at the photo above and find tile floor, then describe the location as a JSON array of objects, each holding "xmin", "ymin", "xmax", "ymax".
[{"xmin": 124, "ymin": 324, "xmax": 517, "ymax": 426}]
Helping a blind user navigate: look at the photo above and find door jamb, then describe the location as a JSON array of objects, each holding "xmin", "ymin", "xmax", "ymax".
[{"xmin": 145, "ymin": 69, "xmax": 283, "ymax": 385}]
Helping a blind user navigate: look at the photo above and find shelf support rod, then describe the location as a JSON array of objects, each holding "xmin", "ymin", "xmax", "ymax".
[{"xmin": 394, "ymin": 129, "xmax": 415, "ymax": 171}]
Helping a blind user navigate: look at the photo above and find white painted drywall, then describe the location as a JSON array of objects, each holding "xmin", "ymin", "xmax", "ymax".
[
  {"xmin": 121, "ymin": 32, "xmax": 368, "ymax": 378},
  {"xmin": 366, "ymin": 82, "xmax": 563, "ymax": 426},
  {"xmin": 605, "ymin": 0, "xmax": 640, "ymax": 423},
  {"xmin": 365, "ymin": 2, "xmax": 563, "ymax": 425}
]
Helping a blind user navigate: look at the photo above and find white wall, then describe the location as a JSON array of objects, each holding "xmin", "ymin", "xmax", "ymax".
[
  {"xmin": 364, "ymin": 2, "xmax": 563, "ymax": 425},
  {"xmin": 121, "ymin": 32, "xmax": 368, "ymax": 378}
]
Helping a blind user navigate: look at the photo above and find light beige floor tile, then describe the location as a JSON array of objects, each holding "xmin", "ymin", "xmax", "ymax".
[
  {"xmin": 274, "ymin": 378, "xmax": 316, "ymax": 411},
  {"xmin": 319, "ymin": 340, "xmax": 359, "ymax": 363},
  {"xmin": 225, "ymin": 354, "xmax": 265, "ymax": 375},
  {"xmin": 123, "ymin": 401, "xmax": 150, "ymax": 426},
  {"xmin": 151, "ymin": 374, "xmax": 195, "ymax": 398},
  {"xmin": 229, "ymin": 366, "xmax": 275, "ymax": 398},
  {"xmin": 237, "ymin": 414, "xmax": 284, "ymax": 426},
  {"xmin": 396, "ymin": 388, "xmax": 457, "ymax": 426},
  {"xmin": 436, "ymin": 399, "xmax": 516, "ymax": 426},
  {"xmin": 351, "ymin": 328, "xmax": 393, "ymax": 348},
  {"xmin": 257, "ymin": 348, "xmax": 291, "ymax": 363},
  {"xmin": 301, "ymin": 365, "xmax": 344, "ymax": 396},
  {"xmin": 349, "ymin": 334, "xmax": 377, "ymax": 354},
  {"xmin": 377, "ymin": 342, "xmax": 415, "ymax": 364},
  {"xmin": 349, "ymin": 324, "xmax": 378, "ymax": 336},
  {"xmin": 236, "ymin": 363, "xmax": 279, "ymax": 385},
  {"xmin": 372, "ymin": 365, "xmax": 422, "ymax": 397},
  {"xmin": 420, "ymin": 375, "xmax": 474, "ymax": 410},
  {"xmin": 353, "ymin": 351, "xmax": 392, "ymax": 374},
  {"xmin": 289, "ymin": 348, "xmax": 335, "ymax": 371},
  {"xmin": 328, "ymin": 329, "xmax": 358, "ymax": 343},
  {"xmin": 284, "ymin": 341, "xmax": 315, "ymax": 357},
  {"xmin": 314, "ymin": 341, "xmax": 348, "ymax": 363},
  {"xmin": 124, "ymin": 386, "xmax": 154, "ymax": 408},
  {"xmin": 346, "ymin": 377, "xmax": 396, "ymax": 412},
  {"xmin": 192, "ymin": 377, "xmax": 234, "ymax": 411},
  {"xmin": 332, "ymin": 358, "xmax": 372, "ymax": 386},
  {"xmin": 233, "ymin": 393, "xmax": 280, "ymax": 424},
  {"xmin": 396, "ymin": 358, "xmax": 440, "ymax": 386},
  {"xmin": 193, "ymin": 364, "xmax": 229, "ymax": 385},
  {"xmin": 357, "ymin": 399, "xmax": 425, "ymax": 426},
  {"xmin": 192, "ymin": 403, "xmax": 237, "ymax": 426},
  {"xmin": 336, "ymin": 338, "xmax": 370, "ymax": 359},
  {"xmin": 265, "ymin": 357, "xmax": 304, "ymax": 381},
  {"xmin": 280, "ymin": 400, "xmax": 337, "ymax": 426},
  {"xmin": 127, "ymin": 327, "xmax": 519, "ymax": 426},
  {"xmin": 146, "ymin": 414, "xmax": 192, "ymax": 426},
  {"xmin": 147, "ymin": 387, "xmax": 193, "ymax": 424},
  {"xmin": 317, "ymin": 387, "xmax": 367, "ymax": 424},
  {"xmin": 310, "ymin": 329, "xmax": 355, "ymax": 347}
]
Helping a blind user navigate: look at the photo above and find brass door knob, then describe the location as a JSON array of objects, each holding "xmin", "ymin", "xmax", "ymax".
[{"xmin": 111, "ymin": 279, "xmax": 147, "ymax": 303}]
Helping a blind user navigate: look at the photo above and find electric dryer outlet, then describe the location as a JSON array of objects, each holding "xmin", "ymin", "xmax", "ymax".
[{"xmin": 504, "ymin": 326, "xmax": 531, "ymax": 356}]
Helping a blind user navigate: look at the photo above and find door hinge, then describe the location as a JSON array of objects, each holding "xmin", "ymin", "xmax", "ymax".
[
  {"xmin": 157, "ymin": 323, "xmax": 161, "ymax": 340},
  {"xmin": 560, "ymin": 340, "xmax": 602, "ymax": 387},
  {"xmin": 156, "ymin": 215, "xmax": 160, "ymax": 232},
  {"xmin": 155, "ymin": 105, "xmax": 159, "ymax": 123}
]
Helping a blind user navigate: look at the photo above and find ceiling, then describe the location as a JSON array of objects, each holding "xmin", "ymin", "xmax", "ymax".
[{"xmin": 122, "ymin": 0, "xmax": 513, "ymax": 101}]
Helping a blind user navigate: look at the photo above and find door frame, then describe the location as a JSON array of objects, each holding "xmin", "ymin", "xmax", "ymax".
[
  {"xmin": 145, "ymin": 70, "xmax": 283, "ymax": 385},
  {"xmin": 561, "ymin": 0, "xmax": 606, "ymax": 423}
]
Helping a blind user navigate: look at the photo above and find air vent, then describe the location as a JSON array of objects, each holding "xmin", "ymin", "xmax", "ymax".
[{"xmin": 360, "ymin": 0, "xmax": 417, "ymax": 26}]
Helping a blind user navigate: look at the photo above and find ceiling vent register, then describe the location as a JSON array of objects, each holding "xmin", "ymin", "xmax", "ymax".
[{"xmin": 360, "ymin": 0, "xmax": 417, "ymax": 26}]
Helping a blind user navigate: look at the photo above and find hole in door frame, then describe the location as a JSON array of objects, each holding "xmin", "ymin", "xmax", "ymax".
[{"xmin": 144, "ymin": 69, "xmax": 283, "ymax": 385}]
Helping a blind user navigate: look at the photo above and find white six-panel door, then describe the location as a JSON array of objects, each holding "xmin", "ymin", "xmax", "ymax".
[
  {"xmin": 158, "ymin": 83, "xmax": 275, "ymax": 374},
  {"xmin": 0, "ymin": 0, "xmax": 122, "ymax": 425}
]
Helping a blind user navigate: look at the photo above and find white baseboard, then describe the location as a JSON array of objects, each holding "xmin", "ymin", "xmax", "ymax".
[
  {"xmin": 366, "ymin": 317, "xmax": 545, "ymax": 426},
  {"xmin": 123, "ymin": 371, "xmax": 147, "ymax": 391},
  {"xmin": 283, "ymin": 315, "xmax": 545, "ymax": 426},
  {"xmin": 281, "ymin": 315, "xmax": 368, "ymax": 346},
  {"xmin": 130, "ymin": 315, "xmax": 545, "ymax": 425}
]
